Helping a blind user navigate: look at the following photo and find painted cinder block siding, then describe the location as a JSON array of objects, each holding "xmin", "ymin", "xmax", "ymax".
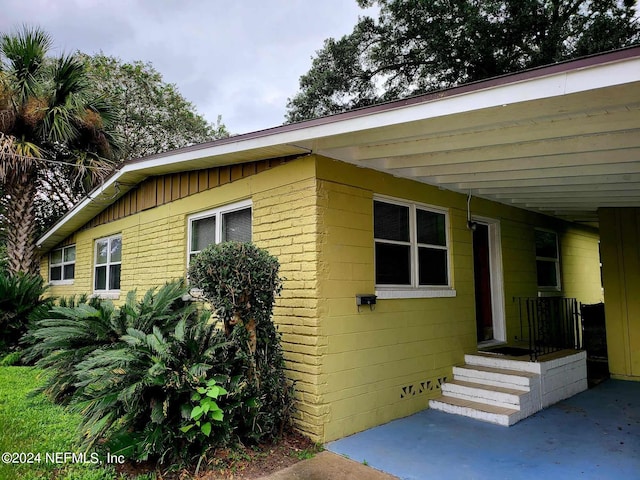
[
  {"xmin": 40, "ymin": 154, "xmax": 601, "ymax": 442},
  {"xmin": 314, "ymin": 157, "xmax": 601, "ymax": 441},
  {"xmin": 599, "ymin": 207, "xmax": 640, "ymax": 381},
  {"xmin": 40, "ymin": 156, "xmax": 328, "ymax": 440}
]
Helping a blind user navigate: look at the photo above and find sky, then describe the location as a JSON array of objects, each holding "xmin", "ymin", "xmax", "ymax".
[{"xmin": 1, "ymin": 0, "xmax": 374, "ymax": 134}]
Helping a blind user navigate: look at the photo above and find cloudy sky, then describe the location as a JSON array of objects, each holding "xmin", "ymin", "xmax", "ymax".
[{"xmin": 1, "ymin": 0, "xmax": 374, "ymax": 134}]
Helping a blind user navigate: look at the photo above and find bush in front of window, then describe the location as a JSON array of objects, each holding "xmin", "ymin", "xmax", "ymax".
[
  {"xmin": 188, "ymin": 241, "xmax": 293, "ymax": 444},
  {"xmin": 26, "ymin": 272, "xmax": 294, "ymax": 466},
  {"xmin": 25, "ymin": 281, "xmax": 225, "ymax": 462}
]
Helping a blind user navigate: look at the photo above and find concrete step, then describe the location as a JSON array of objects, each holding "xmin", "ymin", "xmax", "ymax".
[
  {"xmin": 441, "ymin": 379, "xmax": 530, "ymax": 410},
  {"xmin": 453, "ymin": 364, "xmax": 539, "ymax": 392},
  {"xmin": 465, "ymin": 353, "xmax": 541, "ymax": 374},
  {"xmin": 429, "ymin": 395, "xmax": 521, "ymax": 426}
]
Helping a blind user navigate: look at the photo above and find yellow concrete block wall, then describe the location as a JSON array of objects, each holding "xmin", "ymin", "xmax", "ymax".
[
  {"xmin": 252, "ymin": 176, "xmax": 329, "ymax": 439},
  {"xmin": 39, "ymin": 157, "xmax": 327, "ymax": 441},
  {"xmin": 314, "ymin": 156, "xmax": 602, "ymax": 441}
]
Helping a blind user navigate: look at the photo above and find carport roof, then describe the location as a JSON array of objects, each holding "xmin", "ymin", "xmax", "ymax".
[{"xmin": 38, "ymin": 46, "xmax": 640, "ymax": 251}]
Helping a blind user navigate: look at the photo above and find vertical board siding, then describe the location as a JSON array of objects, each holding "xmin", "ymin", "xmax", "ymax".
[
  {"xmin": 599, "ymin": 207, "xmax": 640, "ymax": 380},
  {"xmin": 81, "ymin": 158, "xmax": 291, "ymax": 231}
]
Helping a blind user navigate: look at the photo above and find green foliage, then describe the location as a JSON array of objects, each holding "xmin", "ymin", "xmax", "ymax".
[
  {"xmin": 294, "ymin": 449, "xmax": 317, "ymax": 460},
  {"xmin": 72, "ymin": 304, "xmax": 223, "ymax": 463},
  {"xmin": 28, "ymin": 280, "xmax": 230, "ymax": 463},
  {"xmin": 29, "ymin": 275, "xmax": 293, "ymax": 466},
  {"xmin": 80, "ymin": 53, "xmax": 229, "ymax": 162},
  {"xmin": 25, "ymin": 281, "xmax": 196, "ymax": 404},
  {"xmin": 181, "ymin": 378, "xmax": 228, "ymax": 439},
  {"xmin": 23, "ymin": 294, "xmax": 119, "ymax": 403},
  {"xmin": 188, "ymin": 242, "xmax": 294, "ymax": 443},
  {"xmin": 1, "ymin": 26, "xmax": 121, "ymax": 272},
  {"xmin": 0, "ymin": 366, "xmax": 157, "ymax": 479},
  {"xmin": 188, "ymin": 242, "xmax": 283, "ymax": 331},
  {"xmin": 286, "ymin": 0, "xmax": 640, "ymax": 122},
  {"xmin": 0, "ymin": 350, "xmax": 22, "ymax": 366},
  {"xmin": 0, "ymin": 271, "xmax": 50, "ymax": 352}
]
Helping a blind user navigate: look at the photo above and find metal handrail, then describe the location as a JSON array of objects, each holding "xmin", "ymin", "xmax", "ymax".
[{"xmin": 515, "ymin": 297, "xmax": 582, "ymax": 361}]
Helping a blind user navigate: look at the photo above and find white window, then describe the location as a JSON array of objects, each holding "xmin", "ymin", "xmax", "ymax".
[
  {"xmin": 94, "ymin": 234, "xmax": 122, "ymax": 292},
  {"xmin": 49, "ymin": 245, "xmax": 76, "ymax": 283},
  {"xmin": 374, "ymin": 197, "xmax": 451, "ymax": 295},
  {"xmin": 535, "ymin": 229, "xmax": 561, "ymax": 291},
  {"xmin": 188, "ymin": 200, "xmax": 252, "ymax": 263}
]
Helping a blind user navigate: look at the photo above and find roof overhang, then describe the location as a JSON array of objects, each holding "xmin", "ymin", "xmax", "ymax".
[{"xmin": 38, "ymin": 47, "xmax": 640, "ymax": 252}]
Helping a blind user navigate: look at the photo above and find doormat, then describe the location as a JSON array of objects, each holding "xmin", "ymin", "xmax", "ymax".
[{"xmin": 484, "ymin": 346, "xmax": 533, "ymax": 357}]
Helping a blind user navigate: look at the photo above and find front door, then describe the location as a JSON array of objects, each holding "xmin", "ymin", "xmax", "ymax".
[
  {"xmin": 473, "ymin": 223, "xmax": 493, "ymax": 342},
  {"xmin": 472, "ymin": 218, "xmax": 506, "ymax": 344}
]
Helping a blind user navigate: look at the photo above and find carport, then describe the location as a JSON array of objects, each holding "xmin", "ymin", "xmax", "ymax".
[
  {"xmin": 289, "ymin": 46, "xmax": 640, "ymax": 382},
  {"xmin": 328, "ymin": 380, "xmax": 640, "ymax": 479}
]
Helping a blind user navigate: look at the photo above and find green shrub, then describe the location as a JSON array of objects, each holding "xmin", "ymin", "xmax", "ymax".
[
  {"xmin": 188, "ymin": 242, "xmax": 293, "ymax": 443},
  {"xmin": 29, "ymin": 280, "xmax": 232, "ymax": 464},
  {"xmin": 0, "ymin": 271, "xmax": 51, "ymax": 352},
  {"xmin": 72, "ymin": 304, "xmax": 226, "ymax": 463},
  {"xmin": 29, "ymin": 267, "xmax": 294, "ymax": 466},
  {"xmin": 0, "ymin": 350, "xmax": 22, "ymax": 366},
  {"xmin": 24, "ymin": 294, "xmax": 120, "ymax": 403},
  {"xmin": 25, "ymin": 282, "xmax": 196, "ymax": 404}
]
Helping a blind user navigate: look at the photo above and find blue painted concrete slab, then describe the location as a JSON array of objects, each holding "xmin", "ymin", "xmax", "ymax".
[{"xmin": 327, "ymin": 380, "xmax": 640, "ymax": 480}]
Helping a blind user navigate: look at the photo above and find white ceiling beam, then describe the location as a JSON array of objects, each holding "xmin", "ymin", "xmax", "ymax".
[
  {"xmin": 515, "ymin": 197, "xmax": 640, "ymax": 208},
  {"xmin": 535, "ymin": 202, "xmax": 640, "ymax": 210},
  {"xmin": 434, "ymin": 162, "xmax": 640, "ymax": 184},
  {"xmin": 461, "ymin": 173, "xmax": 640, "ymax": 190},
  {"xmin": 478, "ymin": 182, "xmax": 640, "ymax": 195},
  {"xmin": 371, "ymin": 127, "xmax": 640, "ymax": 169},
  {"xmin": 496, "ymin": 189, "xmax": 640, "ymax": 199},
  {"xmin": 310, "ymin": 85, "xmax": 640, "ymax": 152},
  {"xmin": 391, "ymin": 147, "xmax": 640, "ymax": 177},
  {"xmin": 335, "ymin": 107, "xmax": 640, "ymax": 162}
]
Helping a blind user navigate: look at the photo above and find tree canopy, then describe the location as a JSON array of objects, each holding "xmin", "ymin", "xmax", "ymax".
[
  {"xmin": 286, "ymin": 0, "xmax": 640, "ymax": 122},
  {"xmin": 0, "ymin": 28, "xmax": 230, "ymax": 273},
  {"xmin": 80, "ymin": 54, "xmax": 228, "ymax": 162},
  {"xmin": 0, "ymin": 26, "xmax": 120, "ymax": 273}
]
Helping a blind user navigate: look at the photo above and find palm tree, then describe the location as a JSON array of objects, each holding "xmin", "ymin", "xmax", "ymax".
[{"xmin": 0, "ymin": 26, "xmax": 119, "ymax": 274}]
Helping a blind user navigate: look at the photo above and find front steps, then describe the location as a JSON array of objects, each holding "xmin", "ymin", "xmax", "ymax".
[{"xmin": 429, "ymin": 350, "xmax": 588, "ymax": 426}]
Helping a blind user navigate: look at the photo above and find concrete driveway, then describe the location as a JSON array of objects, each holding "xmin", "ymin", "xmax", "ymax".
[{"xmin": 327, "ymin": 380, "xmax": 640, "ymax": 480}]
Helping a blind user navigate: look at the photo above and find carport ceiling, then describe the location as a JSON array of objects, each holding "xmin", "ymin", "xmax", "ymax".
[{"xmin": 297, "ymin": 51, "xmax": 640, "ymax": 225}]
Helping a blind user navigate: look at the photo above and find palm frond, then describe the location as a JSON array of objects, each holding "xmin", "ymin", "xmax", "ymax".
[
  {"xmin": 0, "ymin": 26, "xmax": 51, "ymax": 105},
  {"xmin": 48, "ymin": 54, "xmax": 89, "ymax": 107}
]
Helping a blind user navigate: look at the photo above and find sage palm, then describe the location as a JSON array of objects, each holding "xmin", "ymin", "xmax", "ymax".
[{"xmin": 0, "ymin": 26, "xmax": 119, "ymax": 274}]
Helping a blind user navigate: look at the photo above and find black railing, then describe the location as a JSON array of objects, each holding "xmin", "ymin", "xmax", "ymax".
[{"xmin": 516, "ymin": 297, "xmax": 582, "ymax": 361}]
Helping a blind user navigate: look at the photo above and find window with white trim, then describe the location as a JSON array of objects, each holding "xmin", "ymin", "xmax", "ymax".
[
  {"xmin": 94, "ymin": 235, "xmax": 122, "ymax": 292},
  {"xmin": 535, "ymin": 229, "xmax": 561, "ymax": 290},
  {"xmin": 188, "ymin": 200, "xmax": 252, "ymax": 263},
  {"xmin": 374, "ymin": 198, "xmax": 450, "ymax": 289},
  {"xmin": 49, "ymin": 245, "xmax": 76, "ymax": 283}
]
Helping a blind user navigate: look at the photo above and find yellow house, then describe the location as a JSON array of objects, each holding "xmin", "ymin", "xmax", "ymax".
[{"xmin": 37, "ymin": 47, "xmax": 640, "ymax": 442}]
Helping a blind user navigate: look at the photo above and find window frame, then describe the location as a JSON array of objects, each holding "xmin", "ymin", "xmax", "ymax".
[
  {"xmin": 534, "ymin": 228, "xmax": 562, "ymax": 293},
  {"xmin": 187, "ymin": 199, "xmax": 253, "ymax": 266},
  {"xmin": 93, "ymin": 234, "xmax": 122, "ymax": 297},
  {"xmin": 49, "ymin": 245, "xmax": 76, "ymax": 285},
  {"xmin": 373, "ymin": 195, "xmax": 454, "ymax": 299}
]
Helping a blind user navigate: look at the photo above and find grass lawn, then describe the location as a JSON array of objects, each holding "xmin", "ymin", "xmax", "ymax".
[
  {"xmin": 0, "ymin": 366, "xmax": 319, "ymax": 479},
  {"xmin": 0, "ymin": 366, "xmax": 147, "ymax": 480}
]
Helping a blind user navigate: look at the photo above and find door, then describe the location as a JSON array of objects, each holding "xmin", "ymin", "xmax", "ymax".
[
  {"xmin": 473, "ymin": 223, "xmax": 494, "ymax": 342},
  {"xmin": 472, "ymin": 218, "xmax": 506, "ymax": 344}
]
